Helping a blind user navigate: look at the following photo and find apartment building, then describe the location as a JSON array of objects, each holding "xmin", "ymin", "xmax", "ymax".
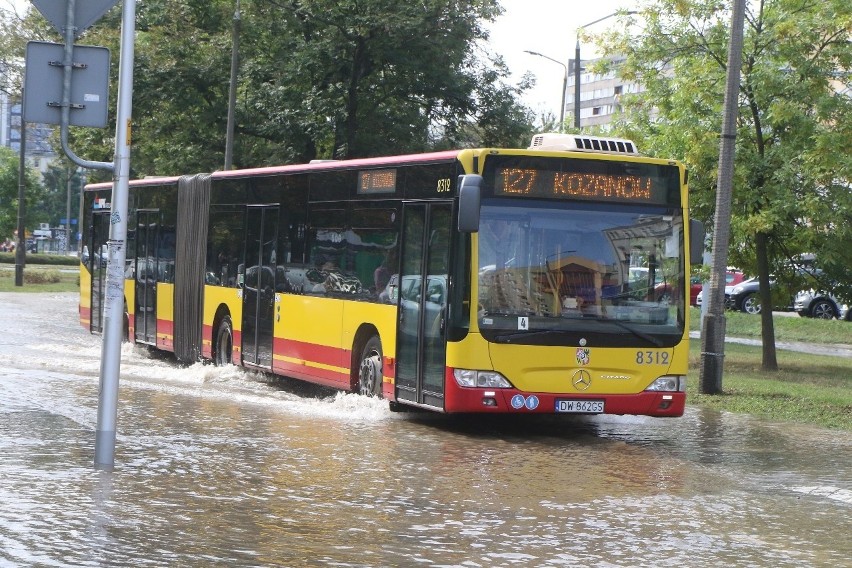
[{"xmin": 565, "ymin": 55, "xmax": 645, "ymax": 128}]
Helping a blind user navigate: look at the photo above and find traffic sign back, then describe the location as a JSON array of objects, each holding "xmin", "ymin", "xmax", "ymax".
[
  {"xmin": 31, "ymin": 0, "xmax": 120, "ymax": 38},
  {"xmin": 24, "ymin": 41, "xmax": 111, "ymax": 128}
]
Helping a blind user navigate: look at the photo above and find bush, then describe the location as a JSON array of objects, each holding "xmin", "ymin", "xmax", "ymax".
[
  {"xmin": 0, "ymin": 252, "xmax": 79, "ymax": 266},
  {"xmin": 23, "ymin": 270, "xmax": 62, "ymax": 284}
]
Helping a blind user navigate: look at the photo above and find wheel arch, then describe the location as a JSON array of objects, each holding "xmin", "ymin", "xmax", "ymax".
[
  {"xmin": 211, "ymin": 303, "xmax": 233, "ymax": 362},
  {"xmin": 350, "ymin": 323, "xmax": 381, "ymax": 392},
  {"xmin": 810, "ymin": 296, "xmax": 839, "ymax": 319}
]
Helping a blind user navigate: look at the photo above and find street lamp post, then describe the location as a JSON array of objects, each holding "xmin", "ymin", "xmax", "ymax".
[
  {"xmin": 224, "ymin": 0, "xmax": 241, "ymax": 170},
  {"xmin": 524, "ymin": 50, "xmax": 568, "ymax": 131},
  {"xmin": 65, "ymin": 166, "xmax": 72, "ymax": 253},
  {"xmin": 574, "ymin": 10, "xmax": 637, "ymax": 129}
]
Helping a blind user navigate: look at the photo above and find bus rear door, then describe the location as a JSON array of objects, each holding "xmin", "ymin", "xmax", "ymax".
[
  {"xmin": 89, "ymin": 211, "xmax": 111, "ymax": 334},
  {"xmin": 134, "ymin": 210, "xmax": 159, "ymax": 345},
  {"xmin": 395, "ymin": 202, "xmax": 452, "ymax": 409},
  {"xmin": 242, "ymin": 205, "xmax": 279, "ymax": 368}
]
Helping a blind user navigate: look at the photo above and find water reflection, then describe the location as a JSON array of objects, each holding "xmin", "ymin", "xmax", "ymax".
[{"xmin": 0, "ymin": 292, "xmax": 850, "ymax": 566}]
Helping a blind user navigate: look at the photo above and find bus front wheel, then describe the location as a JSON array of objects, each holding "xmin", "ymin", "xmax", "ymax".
[
  {"xmin": 357, "ymin": 336, "xmax": 383, "ymax": 398},
  {"xmin": 214, "ymin": 315, "xmax": 233, "ymax": 366}
]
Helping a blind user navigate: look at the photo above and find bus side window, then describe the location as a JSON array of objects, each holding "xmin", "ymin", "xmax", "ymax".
[
  {"xmin": 207, "ymin": 207, "xmax": 245, "ymax": 288},
  {"xmin": 335, "ymin": 206, "xmax": 400, "ymax": 303}
]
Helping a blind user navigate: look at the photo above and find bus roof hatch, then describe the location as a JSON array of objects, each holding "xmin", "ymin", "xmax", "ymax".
[{"xmin": 528, "ymin": 134, "xmax": 639, "ymax": 155}]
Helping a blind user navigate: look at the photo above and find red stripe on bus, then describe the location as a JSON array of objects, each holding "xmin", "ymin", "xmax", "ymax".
[
  {"xmin": 273, "ymin": 359, "xmax": 349, "ymax": 389},
  {"xmin": 273, "ymin": 337, "xmax": 347, "ymax": 370}
]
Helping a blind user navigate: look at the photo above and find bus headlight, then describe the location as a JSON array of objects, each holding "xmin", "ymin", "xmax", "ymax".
[
  {"xmin": 645, "ymin": 375, "xmax": 686, "ymax": 392},
  {"xmin": 453, "ymin": 369, "xmax": 513, "ymax": 389}
]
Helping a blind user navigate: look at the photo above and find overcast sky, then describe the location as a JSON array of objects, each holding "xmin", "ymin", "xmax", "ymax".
[
  {"xmin": 488, "ymin": 0, "xmax": 632, "ymax": 119},
  {"xmin": 4, "ymin": 0, "xmax": 633, "ymax": 120}
]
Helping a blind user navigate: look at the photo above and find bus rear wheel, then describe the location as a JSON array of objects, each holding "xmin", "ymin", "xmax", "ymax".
[
  {"xmin": 357, "ymin": 336, "xmax": 383, "ymax": 397},
  {"xmin": 213, "ymin": 315, "xmax": 233, "ymax": 366}
]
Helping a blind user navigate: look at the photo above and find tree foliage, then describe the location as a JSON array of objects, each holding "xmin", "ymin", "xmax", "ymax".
[
  {"xmin": 3, "ymin": 0, "xmax": 534, "ymax": 182},
  {"xmin": 39, "ymin": 160, "xmax": 85, "ymax": 232},
  {"xmin": 597, "ymin": 0, "xmax": 852, "ymax": 368},
  {"xmin": 0, "ymin": 145, "xmax": 46, "ymax": 240}
]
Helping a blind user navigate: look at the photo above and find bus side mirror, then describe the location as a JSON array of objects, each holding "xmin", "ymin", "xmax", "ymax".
[
  {"xmin": 457, "ymin": 174, "xmax": 482, "ymax": 233},
  {"xmin": 689, "ymin": 219, "xmax": 705, "ymax": 265}
]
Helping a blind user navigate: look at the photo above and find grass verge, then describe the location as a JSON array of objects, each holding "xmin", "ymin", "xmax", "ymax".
[
  {"xmin": 690, "ymin": 307, "xmax": 851, "ymax": 345},
  {"xmin": 0, "ymin": 264, "xmax": 80, "ymax": 293},
  {"xmin": 687, "ymin": 341, "xmax": 852, "ymax": 430}
]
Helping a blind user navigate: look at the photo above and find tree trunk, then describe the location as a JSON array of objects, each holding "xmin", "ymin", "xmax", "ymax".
[
  {"xmin": 756, "ymin": 231, "xmax": 778, "ymax": 371},
  {"xmin": 342, "ymin": 38, "xmax": 369, "ymax": 158}
]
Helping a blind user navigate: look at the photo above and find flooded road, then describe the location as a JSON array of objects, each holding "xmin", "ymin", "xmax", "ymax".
[{"xmin": 1, "ymin": 292, "xmax": 850, "ymax": 567}]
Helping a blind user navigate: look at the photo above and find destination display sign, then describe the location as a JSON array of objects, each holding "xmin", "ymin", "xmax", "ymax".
[
  {"xmin": 358, "ymin": 169, "xmax": 397, "ymax": 194},
  {"xmin": 496, "ymin": 168, "xmax": 653, "ymax": 201},
  {"xmin": 486, "ymin": 156, "xmax": 680, "ymax": 206}
]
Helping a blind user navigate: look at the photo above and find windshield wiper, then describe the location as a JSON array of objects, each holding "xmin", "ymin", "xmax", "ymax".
[
  {"xmin": 585, "ymin": 317, "xmax": 664, "ymax": 347},
  {"xmin": 491, "ymin": 320, "xmax": 664, "ymax": 347},
  {"xmin": 492, "ymin": 329, "xmax": 567, "ymax": 344}
]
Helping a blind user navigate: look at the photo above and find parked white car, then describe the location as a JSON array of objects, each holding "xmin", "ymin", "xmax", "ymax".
[{"xmin": 793, "ymin": 288, "xmax": 849, "ymax": 320}]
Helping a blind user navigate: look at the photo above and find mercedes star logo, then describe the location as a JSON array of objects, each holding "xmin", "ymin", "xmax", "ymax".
[{"xmin": 572, "ymin": 369, "xmax": 592, "ymax": 391}]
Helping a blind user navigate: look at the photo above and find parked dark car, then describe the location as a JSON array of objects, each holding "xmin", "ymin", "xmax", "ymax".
[
  {"xmin": 728, "ymin": 276, "xmax": 790, "ymax": 315},
  {"xmin": 731, "ymin": 268, "xmax": 846, "ymax": 316}
]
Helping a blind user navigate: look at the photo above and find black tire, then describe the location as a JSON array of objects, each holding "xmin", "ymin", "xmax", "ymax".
[
  {"xmin": 213, "ymin": 315, "xmax": 233, "ymax": 366},
  {"xmin": 809, "ymin": 299, "xmax": 837, "ymax": 320},
  {"xmin": 357, "ymin": 336, "xmax": 383, "ymax": 398},
  {"xmin": 741, "ymin": 293, "xmax": 761, "ymax": 315}
]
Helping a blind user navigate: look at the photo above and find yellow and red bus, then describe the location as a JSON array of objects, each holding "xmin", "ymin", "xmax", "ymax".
[{"xmin": 79, "ymin": 134, "xmax": 703, "ymax": 416}]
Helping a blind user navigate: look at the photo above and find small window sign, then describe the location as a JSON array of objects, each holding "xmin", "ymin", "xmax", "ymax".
[{"xmin": 358, "ymin": 169, "xmax": 397, "ymax": 194}]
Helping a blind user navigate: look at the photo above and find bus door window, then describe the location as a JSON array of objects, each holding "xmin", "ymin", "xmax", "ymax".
[
  {"xmin": 89, "ymin": 211, "xmax": 111, "ymax": 334},
  {"xmin": 396, "ymin": 202, "xmax": 452, "ymax": 407},
  {"xmin": 242, "ymin": 205, "xmax": 278, "ymax": 368},
  {"xmin": 135, "ymin": 210, "xmax": 159, "ymax": 345}
]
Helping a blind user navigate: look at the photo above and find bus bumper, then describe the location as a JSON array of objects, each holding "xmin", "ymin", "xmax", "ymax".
[{"xmin": 443, "ymin": 370, "xmax": 685, "ymax": 417}]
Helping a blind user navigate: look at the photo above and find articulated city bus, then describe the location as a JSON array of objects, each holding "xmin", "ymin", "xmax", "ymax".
[{"xmin": 79, "ymin": 134, "xmax": 703, "ymax": 415}]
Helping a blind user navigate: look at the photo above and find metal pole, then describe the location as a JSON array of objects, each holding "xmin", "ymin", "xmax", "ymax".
[
  {"xmin": 573, "ymin": 39, "xmax": 581, "ymax": 129},
  {"xmin": 66, "ymin": 167, "xmax": 72, "ymax": 253},
  {"xmin": 59, "ymin": 0, "xmax": 112, "ymax": 173},
  {"xmin": 95, "ymin": 0, "xmax": 137, "ymax": 470},
  {"xmin": 558, "ymin": 67, "xmax": 567, "ymax": 132},
  {"xmin": 573, "ymin": 11, "xmax": 637, "ymax": 130},
  {"xmin": 224, "ymin": 0, "xmax": 240, "ymax": 170},
  {"xmin": 14, "ymin": 103, "xmax": 26, "ymax": 286},
  {"xmin": 699, "ymin": 0, "xmax": 746, "ymax": 394},
  {"xmin": 523, "ymin": 50, "xmax": 567, "ymax": 130}
]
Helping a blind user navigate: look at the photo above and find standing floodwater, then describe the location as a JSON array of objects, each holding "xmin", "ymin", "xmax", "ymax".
[{"xmin": 1, "ymin": 292, "xmax": 850, "ymax": 566}]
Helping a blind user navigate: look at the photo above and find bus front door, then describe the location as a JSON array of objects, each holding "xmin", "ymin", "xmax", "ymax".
[
  {"xmin": 242, "ymin": 205, "xmax": 279, "ymax": 368},
  {"xmin": 395, "ymin": 202, "xmax": 452, "ymax": 409},
  {"xmin": 134, "ymin": 210, "xmax": 159, "ymax": 345},
  {"xmin": 89, "ymin": 211, "xmax": 111, "ymax": 334}
]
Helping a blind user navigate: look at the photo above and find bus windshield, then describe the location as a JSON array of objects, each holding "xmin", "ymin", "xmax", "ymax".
[{"xmin": 477, "ymin": 198, "xmax": 685, "ymax": 346}]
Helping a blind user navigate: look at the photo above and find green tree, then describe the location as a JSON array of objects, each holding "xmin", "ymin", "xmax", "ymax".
[
  {"xmin": 11, "ymin": 0, "xmax": 533, "ymax": 178},
  {"xmin": 598, "ymin": 0, "xmax": 852, "ymax": 370},
  {"xmin": 0, "ymin": 146, "xmax": 45, "ymax": 242},
  {"xmin": 40, "ymin": 160, "xmax": 85, "ymax": 243}
]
